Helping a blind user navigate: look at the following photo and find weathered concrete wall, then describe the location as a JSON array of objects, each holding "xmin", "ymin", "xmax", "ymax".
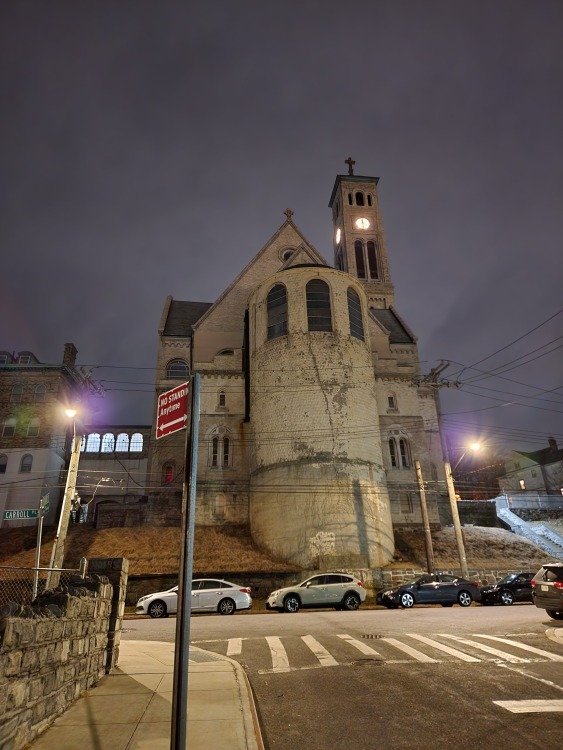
[
  {"xmin": 437, "ymin": 499, "xmax": 500, "ymax": 528},
  {"xmin": 511, "ymin": 507, "xmax": 563, "ymax": 522}
]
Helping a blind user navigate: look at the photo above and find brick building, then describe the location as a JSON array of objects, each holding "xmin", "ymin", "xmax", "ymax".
[
  {"xmin": 0, "ymin": 344, "xmax": 83, "ymax": 528},
  {"xmin": 147, "ymin": 165, "xmax": 447, "ymax": 568}
]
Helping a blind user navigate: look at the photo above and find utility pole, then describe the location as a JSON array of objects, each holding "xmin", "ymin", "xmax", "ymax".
[
  {"xmin": 415, "ymin": 460, "xmax": 434, "ymax": 573},
  {"xmin": 444, "ymin": 461, "xmax": 469, "ymax": 578},
  {"xmin": 47, "ymin": 418, "xmax": 82, "ymax": 588}
]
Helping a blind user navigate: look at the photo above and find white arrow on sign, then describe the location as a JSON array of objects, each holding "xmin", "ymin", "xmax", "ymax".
[{"xmin": 157, "ymin": 414, "xmax": 188, "ymax": 434}]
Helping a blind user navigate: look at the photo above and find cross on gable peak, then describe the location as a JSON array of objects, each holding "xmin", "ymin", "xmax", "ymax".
[
  {"xmin": 284, "ymin": 208, "xmax": 294, "ymax": 221},
  {"xmin": 345, "ymin": 156, "xmax": 356, "ymax": 176}
]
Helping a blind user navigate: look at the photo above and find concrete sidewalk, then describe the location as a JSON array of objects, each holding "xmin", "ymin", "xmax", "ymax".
[{"xmin": 29, "ymin": 641, "xmax": 263, "ymax": 750}]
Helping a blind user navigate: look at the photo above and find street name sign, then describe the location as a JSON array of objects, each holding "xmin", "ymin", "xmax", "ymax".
[
  {"xmin": 3, "ymin": 508, "xmax": 39, "ymax": 520},
  {"xmin": 156, "ymin": 382, "xmax": 189, "ymax": 439}
]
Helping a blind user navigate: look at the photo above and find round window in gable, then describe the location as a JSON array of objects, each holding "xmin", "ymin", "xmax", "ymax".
[{"xmin": 280, "ymin": 247, "xmax": 295, "ymax": 262}]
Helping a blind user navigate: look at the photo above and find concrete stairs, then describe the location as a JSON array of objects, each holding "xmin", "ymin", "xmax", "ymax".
[{"xmin": 494, "ymin": 497, "xmax": 563, "ymax": 560}]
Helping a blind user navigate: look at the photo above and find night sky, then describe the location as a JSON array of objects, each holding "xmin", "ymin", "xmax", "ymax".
[{"xmin": 2, "ymin": 1, "xmax": 562, "ymax": 458}]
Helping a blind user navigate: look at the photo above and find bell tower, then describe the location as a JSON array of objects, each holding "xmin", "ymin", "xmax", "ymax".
[{"xmin": 329, "ymin": 158, "xmax": 395, "ymax": 309}]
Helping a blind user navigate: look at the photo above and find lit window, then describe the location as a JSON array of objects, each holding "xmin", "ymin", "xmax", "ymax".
[
  {"xmin": 27, "ymin": 418, "xmax": 40, "ymax": 437},
  {"xmin": 347, "ymin": 288, "xmax": 364, "ymax": 341},
  {"xmin": 519, "ymin": 479, "xmax": 526, "ymax": 490},
  {"xmin": 10, "ymin": 384, "xmax": 23, "ymax": 403},
  {"xmin": 86, "ymin": 433, "xmax": 101, "ymax": 452},
  {"xmin": 101, "ymin": 433, "xmax": 115, "ymax": 453},
  {"xmin": 267, "ymin": 284, "xmax": 288, "ymax": 340},
  {"xmin": 34, "ymin": 384, "xmax": 47, "ymax": 402},
  {"xmin": 166, "ymin": 359, "xmax": 189, "ymax": 379},
  {"xmin": 20, "ymin": 454, "xmax": 33, "ymax": 473},
  {"xmin": 306, "ymin": 279, "xmax": 332, "ymax": 332},
  {"xmin": 3, "ymin": 419, "xmax": 16, "ymax": 437},
  {"xmin": 130, "ymin": 433, "xmax": 143, "ymax": 452},
  {"xmin": 0, "ymin": 454, "xmax": 7, "ymax": 474},
  {"xmin": 116, "ymin": 433, "xmax": 129, "ymax": 451}
]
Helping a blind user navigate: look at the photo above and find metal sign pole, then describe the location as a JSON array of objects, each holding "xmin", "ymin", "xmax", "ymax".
[
  {"xmin": 171, "ymin": 372, "xmax": 201, "ymax": 750},
  {"xmin": 32, "ymin": 495, "xmax": 48, "ymax": 600}
]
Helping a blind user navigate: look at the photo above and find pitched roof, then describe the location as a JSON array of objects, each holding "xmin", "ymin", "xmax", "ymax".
[
  {"xmin": 163, "ymin": 301, "xmax": 212, "ymax": 337},
  {"xmin": 515, "ymin": 444, "xmax": 563, "ymax": 466},
  {"xmin": 369, "ymin": 308, "xmax": 415, "ymax": 344}
]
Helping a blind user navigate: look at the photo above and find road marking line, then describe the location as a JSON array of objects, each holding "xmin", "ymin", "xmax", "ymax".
[
  {"xmin": 439, "ymin": 634, "xmax": 527, "ymax": 663},
  {"xmin": 473, "ymin": 634, "xmax": 563, "ymax": 662},
  {"xmin": 337, "ymin": 634, "xmax": 381, "ymax": 657},
  {"xmin": 493, "ymin": 699, "xmax": 563, "ymax": 713},
  {"xmin": 227, "ymin": 638, "xmax": 242, "ymax": 656},
  {"xmin": 406, "ymin": 634, "xmax": 480, "ymax": 662},
  {"xmin": 265, "ymin": 636, "xmax": 290, "ymax": 673},
  {"xmin": 302, "ymin": 635, "xmax": 338, "ymax": 667},
  {"xmin": 381, "ymin": 637, "xmax": 438, "ymax": 662}
]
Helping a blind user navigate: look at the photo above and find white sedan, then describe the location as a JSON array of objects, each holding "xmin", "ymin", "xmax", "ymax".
[{"xmin": 135, "ymin": 578, "xmax": 253, "ymax": 618}]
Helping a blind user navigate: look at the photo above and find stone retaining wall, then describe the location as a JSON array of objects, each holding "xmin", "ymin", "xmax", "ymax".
[{"xmin": 510, "ymin": 508, "xmax": 563, "ymax": 522}]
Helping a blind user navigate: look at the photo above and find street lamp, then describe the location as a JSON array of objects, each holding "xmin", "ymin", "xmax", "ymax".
[
  {"xmin": 443, "ymin": 441, "xmax": 483, "ymax": 580},
  {"xmin": 47, "ymin": 406, "xmax": 83, "ymax": 587}
]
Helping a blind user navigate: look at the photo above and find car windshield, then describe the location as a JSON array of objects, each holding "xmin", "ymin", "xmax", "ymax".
[{"xmin": 497, "ymin": 574, "xmax": 518, "ymax": 585}]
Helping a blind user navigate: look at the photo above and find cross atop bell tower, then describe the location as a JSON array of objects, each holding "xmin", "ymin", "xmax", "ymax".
[{"xmin": 328, "ymin": 163, "xmax": 395, "ymax": 309}]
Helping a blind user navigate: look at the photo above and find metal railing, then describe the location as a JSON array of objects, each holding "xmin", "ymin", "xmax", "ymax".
[{"xmin": 0, "ymin": 559, "xmax": 88, "ymax": 608}]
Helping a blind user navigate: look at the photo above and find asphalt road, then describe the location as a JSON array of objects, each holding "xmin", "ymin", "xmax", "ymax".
[{"xmin": 123, "ymin": 606, "xmax": 563, "ymax": 749}]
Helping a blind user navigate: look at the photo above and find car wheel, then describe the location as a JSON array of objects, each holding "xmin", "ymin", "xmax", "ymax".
[
  {"xmin": 148, "ymin": 600, "xmax": 167, "ymax": 619},
  {"xmin": 546, "ymin": 609, "xmax": 563, "ymax": 620},
  {"xmin": 218, "ymin": 597, "xmax": 236, "ymax": 615},
  {"xmin": 283, "ymin": 595, "xmax": 300, "ymax": 613},
  {"xmin": 399, "ymin": 592, "xmax": 414, "ymax": 608},
  {"xmin": 500, "ymin": 590, "xmax": 514, "ymax": 606},
  {"xmin": 457, "ymin": 591, "xmax": 473, "ymax": 607},
  {"xmin": 342, "ymin": 592, "xmax": 361, "ymax": 611}
]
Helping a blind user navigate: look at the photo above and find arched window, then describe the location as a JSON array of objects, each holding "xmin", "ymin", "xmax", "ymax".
[
  {"xmin": 348, "ymin": 193, "xmax": 353, "ymax": 205},
  {"xmin": 20, "ymin": 454, "xmax": 33, "ymax": 473},
  {"xmin": 27, "ymin": 418, "xmax": 40, "ymax": 437},
  {"xmin": 336, "ymin": 249, "xmax": 344, "ymax": 271},
  {"xmin": 116, "ymin": 433, "xmax": 129, "ymax": 451},
  {"xmin": 11, "ymin": 384, "xmax": 23, "ymax": 403},
  {"xmin": 213, "ymin": 494, "xmax": 226, "ymax": 520},
  {"xmin": 389, "ymin": 439, "xmax": 398, "ymax": 468},
  {"xmin": 399, "ymin": 438, "xmax": 411, "ymax": 469},
  {"xmin": 355, "ymin": 191, "xmax": 365, "ymax": 206},
  {"xmin": 209, "ymin": 427, "xmax": 232, "ymax": 468},
  {"xmin": 281, "ymin": 248, "xmax": 294, "ymax": 262},
  {"xmin": 367, "ymin": 241, "xmax": 379, "ymax": 279},
  {"xmin": 162, "ymin": 463, "xmax": 175, "ymax": 485},
  {"xmin": 367, "ymin": 194, "xmax": 372, "ymax": 206},
  {"xmin": 266, "ymin": 284, "xmax": 288, "ymax": 340},
  {"xmin": 101, "ymin": 433, "xmax": 115, "ymax": 453},
  {"xmin": 306, "ymin": 279, "xmax": 332, "ymax": 332},
  {"xmin": 86, "ymin": 433, "xmax": 101, "ymax": 452},
  {"xmin": 130, "ymin": 433, "xmax": 143, "ymax": 452},
  {"xmin": 34, "ymin": 384, "xmax": 47, "ymax": 402},
  {"xmin": 166, "ymin": 359, "xmax": 189, "ymax": 379},
  {"xmin": 347, "ymin": 288, "xmax": 365, "ymax": 341},
  {"xmin": 223, "ymin": 437, "xmax": 230, "ymax": 467},
  {"xmin": 218, "ymin": 391, "xmax": 226, "ymax": 408},
  {"xmin": 211, "ymin": 436, "xmax": 219, "ymax": 467},
  {"xmin": 387, "ymin": 394, "xmax": 397, "ymax": 411},
  {"xmin": 2, "ymin": 418, "xmax": 16, "ymax": 437},
  {"xmin": 354, "ymin": 240, "xmax": 366, "ymax": 279},
  {"xmin": 0, "ymin": 454, "xmax": 7, "ymax": 474}
]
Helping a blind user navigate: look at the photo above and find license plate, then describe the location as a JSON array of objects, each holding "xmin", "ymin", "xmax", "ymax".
[{"xmin": 541, "ymin": 585, "xmax": 549, "ymax": 591}]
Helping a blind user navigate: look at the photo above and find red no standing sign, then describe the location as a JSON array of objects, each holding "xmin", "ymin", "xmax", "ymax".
[{"xmin": 156, "ymin": 382, "xmax": 189, "ymax": 439}]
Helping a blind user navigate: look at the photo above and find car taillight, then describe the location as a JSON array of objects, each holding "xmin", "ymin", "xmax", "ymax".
[
  {"xmin": 356, "ymin": 581, "xmax": 364, "ymax": 588},
  {"xmin": 531, "ymin": 580, "xmax": 537, "ymax": 587},
  {"xmin": 554, "ymin": 581, "xmax": 563, "ymax": 590},
  {"xmin": 239, "ymin": 587, "xmax": 251, "ymax": 594}
]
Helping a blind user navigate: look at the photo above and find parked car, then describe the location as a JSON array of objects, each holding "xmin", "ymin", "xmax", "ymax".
[
  {"xmin": 480, "ymin": 572, "xmax": 535, "ymax": 606},
  {"xmin": 266, "ymin": 573, "xmax": 367, "ymax": 613},
  {"xmin": 376, "ymin": 573, "xmax": 481, "ymax": 609},
  {"xmin": 135, "ymin": 578, "xmax": 252, "ymax": 618},
  {"xmin": 531, "ymin": 563, "xmax": 563, "ymax": 620}
]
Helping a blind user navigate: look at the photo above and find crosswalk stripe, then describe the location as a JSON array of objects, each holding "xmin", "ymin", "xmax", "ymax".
[
  {"xmin": 439, "ymin": 634, "xmax": 528, "ymax": 663},
  {"xmin": 302, "ymin": 635, "xmax": 338, "ymax": 667},
  {"xmin": 493, "ymin": 699, "xmax": 563, "ymax": 713},
  {"xmin": 472, "ymin": 634, "xmax": 563, "ymax": 662},
  {"xmin": 337, "ymin": 634, "xmax": 381, "ymax": 657},
  {"xmin": 227, "ymin": 638, "xmax": 242, "ymax": 656},
  {"xmin": 265, "ymin": 636, "xmax": 290, "ymax": 673},
  {"xmin": 406, "ymin": 633, "xmax": 480, "ymax": 662},
  {"xmin": 381, "ymin": 637, "xmax": 438, "ymax": 662}
]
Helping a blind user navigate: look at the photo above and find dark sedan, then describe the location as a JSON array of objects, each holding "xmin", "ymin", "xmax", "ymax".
[
  {"xmin": 376, "ymin": 573, "xmax": 481, "ymax": 609},
  {"xmin": 480, "ymin": 572, "xmax": 535, "ymax": 606}
]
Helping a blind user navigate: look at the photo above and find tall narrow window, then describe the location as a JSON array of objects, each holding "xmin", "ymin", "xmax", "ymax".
[
  {"xmin": 27, "ymin": 418, "xmax": 40, "ymax": 437},
  {"xmin": 218, "ymin": 391, "xmax": 226, "ymax": 407},
  {"xmin": 387, "ymin": 394, "xmax": 397, "ymax": 411},
  {"xmin": 163, "ymin": 463, "xmax": 174, "ymax": 484},
  {"xmin": 166, "ymin": 359, "xmax": 189, "ymax": 379},
  {"xmin": 354, "ymin": 241, "xmax": 366, "ymax": 279},
  {"xmin": 0, "ymin": 454, "xmax": 7, "ymax": 474},
  {"xmin": 347, "ymin": 288, "xmax": 365, "ymax": 341},
  {"xmin": 348, "ymin": 193, "xmax": 353, "ymax": 205},
  {"xmin": 130, "ymin": 433, "xmax": 143, "ymax": 452},
  {"xmin": 389, "ymin": 439, "xmax": 398, "ymax": 468},
  {"xmin": 101, "ymin": 433, "xmax": 115, "ymax": 453},
  {"xmin": 367, "ymin": 241, "xmax": 379, "ymax": 279},
  {"xmin": 223, "ymin": 437, "xmax": 230, "ymax": 467},
  {"xmin": 355, "ymin": 191, "xmax": 365, "ymax": 206},
  {"xmin": 211, "ymin": 437, "xmax": 219, "ymax": 467},
  {"xmin": 367, "ymin": 194, "xmax": 372, "ymax": 206},
  {"xmin": 116, "ymin": 433, "xmax": 129, "ymax": 451},
  {"xmin": 34, "ymin": 384, "xmax": 47, "ymax": 402},
  {"xmin": 3, "ymin": 419, "xmax": 16, "ymax": 437},
  {"xmin": 11, "ymin": 384, "xmax": 23, "ymax": 403},
  {"xmin": 306, "ymin": 279, "xmax": 332, "ymax": 331},
  {"xmin": 266, "ymin": 284, "xmax": 288, "ymax": 340},
  {"xmin": 20, "ymin": 454, "xmax": 33, "ymax": 473},
  {"xmin": 86, "ymin": 433, "xmax": 101, "ymax": 452},
  {"xmin": 399, "ymin": 438, "xmax": 411, "ymax": 468}
]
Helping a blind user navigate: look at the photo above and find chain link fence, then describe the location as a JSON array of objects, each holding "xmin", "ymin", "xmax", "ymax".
[{"xmin": 0, "ymin": 561, "xmax": 88, "ymax": 608}]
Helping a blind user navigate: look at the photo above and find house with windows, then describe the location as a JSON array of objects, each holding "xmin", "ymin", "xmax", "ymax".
[
  {"xmin": 146, "ymin": 164, "xmax": 447, "ymax": 568},
  {"xmin": 0, "ymin": 344, "xmax": 84, "ymax": 528},
  {"xmin": 499, "ymin": 437, "xmax": 563, "ymax": 497}
]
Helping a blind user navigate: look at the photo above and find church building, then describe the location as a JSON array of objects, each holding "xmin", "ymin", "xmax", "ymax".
[{"xmin": 147, "ymin": 163, "xmax": 446, "ymax": 569}]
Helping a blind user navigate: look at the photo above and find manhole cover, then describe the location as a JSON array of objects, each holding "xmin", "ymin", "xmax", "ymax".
[{"xmin": 361, "ymin": 634, "xmax": 382, "ymax": 639}]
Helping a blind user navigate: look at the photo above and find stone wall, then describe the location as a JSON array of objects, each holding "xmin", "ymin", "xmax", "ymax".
[
  {"xmin": 437, "ymin": 498, "xmax": 499, "ymax": 528},
  {"xmin": 374, "ymin": 567, "xmax": 529, "ymax": 590},
  {"xmin": 0, "ymin": 558, "xmax": 128, "ymax": 750},
  {"xmin": 511, "ymin": 508, "xmax": 563, "ymax": 522}
]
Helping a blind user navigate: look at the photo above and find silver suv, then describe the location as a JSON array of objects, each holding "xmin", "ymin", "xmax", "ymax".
[
  {"xmin": 531, "ymin": 563, "xmax": 563, "ymax": 620},
  {"xmin": 266, "ymin": 573, "xmax": 367, "ymax": 613}
]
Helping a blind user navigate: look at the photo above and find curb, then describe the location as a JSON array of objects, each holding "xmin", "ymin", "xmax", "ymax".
[{"xmin": 545, "ymin": 627, "xmax": 563, "ymax": 645}]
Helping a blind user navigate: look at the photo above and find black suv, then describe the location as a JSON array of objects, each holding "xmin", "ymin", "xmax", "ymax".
[
  {"xmin": 531, "ymin": 563, "xmax": 563, "ymax": 620},
  {"xmin": 480, "ymin": 571, "xmax": 535, "ymax": 606}
]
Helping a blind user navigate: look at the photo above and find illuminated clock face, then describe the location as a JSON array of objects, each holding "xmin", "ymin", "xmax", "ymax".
[
  {"xmin": 335, "ymin": 227, "xmax": 341, "ymax": 244},
  {"xmin": 355, "ymin": 218, "xmax": 370, "ymax": 230}
]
